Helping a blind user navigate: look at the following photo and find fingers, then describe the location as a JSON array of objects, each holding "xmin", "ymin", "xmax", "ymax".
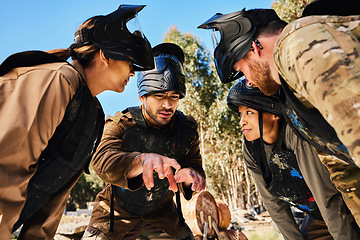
[
  {"xmin": 142, "ymin": 159, "xmax": 155, "ymax": 190},
  {"xmin": 165, "ymin": 167, "xmax": 178, "ymax": 192},
  {"xmin": 141, "ymin": 153, "xmax": 181, "ymax": 190},
  {"xmin": 174, "ymin": 168, "xmax": 206, "ymax": 192}
]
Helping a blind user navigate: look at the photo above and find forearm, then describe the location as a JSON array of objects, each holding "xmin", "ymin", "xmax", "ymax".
[
  {"xmin": 126, "ymin": 153, "xmax": 143, "ymax": 178},
  {"xmin": 250, "ymin": 170, "xmax": 303, "ymax": 240}
]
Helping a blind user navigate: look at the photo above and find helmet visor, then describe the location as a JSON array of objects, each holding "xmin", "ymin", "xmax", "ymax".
[
  {"xmin": 154, "ymin": 54, "xmax": 184, "ymax": 75},
  {"xmin": 210, "ymin": 28, "xmax": 221, "ymax": 49},
  {"xmin": 127, "ymin": 12, "xmax": 145, "ymax": 39}
]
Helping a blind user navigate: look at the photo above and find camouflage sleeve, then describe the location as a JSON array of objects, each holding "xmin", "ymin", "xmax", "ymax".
[{"xmin": 274, "ymin": 15, "xmax": 360, "ymax": 167}]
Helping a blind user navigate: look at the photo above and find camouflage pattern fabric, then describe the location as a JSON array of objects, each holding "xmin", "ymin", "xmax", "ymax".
[
  {"xmin": 274, "ymin": 15, "xmax": 360, "ymax": 166},
  {"xmin": 274, "ymin": 14, "xmax": 360, "ymax": 225},
  {"xmin": 317, "ymin": 152, "xmax": 360, "ymax": 227}
]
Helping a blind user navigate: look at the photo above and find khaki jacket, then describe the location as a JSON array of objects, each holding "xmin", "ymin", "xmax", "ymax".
[{"xmin": 0, "ymin": 59, "xmax": 84, "ymax": 240}]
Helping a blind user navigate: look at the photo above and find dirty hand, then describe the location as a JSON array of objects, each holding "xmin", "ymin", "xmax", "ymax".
[
  {"xmin": 174, "ymin": 168, "xmax": 206, "ymax": 192},
  {"xmin": 140, "ymin": 153, "xmax": 181, "ymax": 191}
]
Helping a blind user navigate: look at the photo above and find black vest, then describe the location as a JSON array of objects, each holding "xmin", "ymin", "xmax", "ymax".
[
  {"xmin": 278, "ymin": 76, "xmax": 353, "ymax": 164},
  {"xmin": 112, "ymin": 107, "xmax": 198, "ymax": 216},
  {"xmin": 246, "ymin": 124, "xmax": 322, "ymax": 220},
  {"xmin": 1, "ymin": 51, "xmax": 105, "ymax": 231}
]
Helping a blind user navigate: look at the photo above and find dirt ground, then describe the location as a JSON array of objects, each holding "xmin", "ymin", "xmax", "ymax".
[{"xmin": 53, "ymin": 209, "xmax": 284, "ymax": 240}]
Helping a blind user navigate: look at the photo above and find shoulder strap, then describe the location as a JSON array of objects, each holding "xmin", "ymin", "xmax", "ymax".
[
  {"xmin": 272, "ymin": 120, "xmax": 287, "ymax": 152},
  {"xmin": 127, "ymin": 106, "xmax": 147, "ymax": 127},
  {"xmin": 0, "ymin": 51, "xmax": 66, "ymax": 76},
  {"xmin": 174, "ymin": 110, "xmax": 187, "ymax": 127},
  {"xmin": 245, "ymin": 138, "xmax": 272, "ymax": 187}
]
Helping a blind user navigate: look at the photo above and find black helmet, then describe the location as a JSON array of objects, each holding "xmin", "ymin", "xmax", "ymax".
[
  {"xmin": 227, "ymin": 79, "xmax": 282, "ymax": 116},
  {"xmin": 198, "ymin": 9, "xmax": 280, "ymax": 83},
  {"xmin": 137, "ymin": 43, "xmax": 186, "ymax": 98},
  {"xmin": 73, "ymin": 4, "xmax": 154, "ymax": 71}
]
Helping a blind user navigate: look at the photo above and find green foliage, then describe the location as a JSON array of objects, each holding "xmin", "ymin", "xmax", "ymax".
[
  {"xmin": 67, "ymin": 167, "xmax": 104, "ymax": 210},
  {"xmin": 271, "ymin": 0, "xmax": 314, "ymax": 22}
]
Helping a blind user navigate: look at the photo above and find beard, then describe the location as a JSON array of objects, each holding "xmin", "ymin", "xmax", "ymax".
[{"xmin": 248, "ymin": 60, "xmax": 280, "ymax": 96}]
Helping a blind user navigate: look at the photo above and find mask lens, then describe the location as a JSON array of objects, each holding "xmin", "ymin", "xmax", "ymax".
[
  {"xmin": 210, "ymin": 28, "xmax": 221, "ymax": 49},
  {"xmin": 127, "ymin": 12, "xmax": 145, "ymax": 39},
  {"xmin": 154, "ymin": 55, "xmax": 184, "ymax": 75}
]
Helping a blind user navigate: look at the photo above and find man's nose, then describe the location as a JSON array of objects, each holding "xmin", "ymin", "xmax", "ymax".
[{"xmin": 162, "ymin": 98, "xmax": 172, "ymax": 108}]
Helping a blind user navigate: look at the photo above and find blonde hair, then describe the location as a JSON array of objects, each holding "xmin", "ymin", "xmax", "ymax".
[{"xmin": 46, "ymin": 16, "xmax": 101, "ymax": 69}]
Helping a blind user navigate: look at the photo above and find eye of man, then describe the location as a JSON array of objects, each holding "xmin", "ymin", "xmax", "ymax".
[
  {"xmin": 170, "ymin": 94, "xmax": 180, "ymax": 100},
  {"xmin": 154, "ymin": 93, "xmax": 165, "ymax": 99}
]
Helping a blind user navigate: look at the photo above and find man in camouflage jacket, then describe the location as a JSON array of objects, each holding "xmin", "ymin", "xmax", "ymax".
[{"xmin": 198, "ymin": 1, "xmax": 360, "ymax": 226}]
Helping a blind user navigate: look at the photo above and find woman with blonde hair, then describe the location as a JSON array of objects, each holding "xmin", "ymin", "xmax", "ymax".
[{"xmin": 0, "ymin": 4, "xmax": 154, "ymax": 240}]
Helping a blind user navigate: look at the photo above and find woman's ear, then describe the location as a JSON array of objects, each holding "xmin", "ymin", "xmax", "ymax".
[{"xmin": 99, "ymin": 50, "xmax": 110, "ymax": 66}]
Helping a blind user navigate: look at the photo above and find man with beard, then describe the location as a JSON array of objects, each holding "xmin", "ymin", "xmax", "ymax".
[
  {"xmin": 81, "ymin": 43, "xmax": 206, "ymax": 240},
  {"xmin": 198, "ymin": 1, "xmax": 360, "ymax": 226}
]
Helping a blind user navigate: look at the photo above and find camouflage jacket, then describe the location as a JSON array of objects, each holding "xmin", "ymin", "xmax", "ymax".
[{"xmin": 274, "ymin": 14, "xmax": 360, "ymax": 167}]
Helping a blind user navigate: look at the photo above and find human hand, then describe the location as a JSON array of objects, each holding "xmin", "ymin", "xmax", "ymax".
[
  {"xmin": 174, "ymin": 168, "xmax": 206, "ymax": 192},
  {"xmin": 140, "ymin": 153, "xmax": 181, "ymax": 191}
]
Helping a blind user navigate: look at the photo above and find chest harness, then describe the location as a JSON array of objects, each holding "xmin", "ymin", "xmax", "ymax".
[
  {"xmin": 110, "ymin": 107, "xmax": 198, "ymax": 229},
  {"xmin": 0, "ymin": 51, "xmax": 105, "ymax": 232},
  {"xmin": 246, "ymin": 122, "xmax": 322, "ymax": 220}
]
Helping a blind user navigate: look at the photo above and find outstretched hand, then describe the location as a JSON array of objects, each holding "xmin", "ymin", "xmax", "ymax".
[
  {"xmin": 140, "ymin": 153, "xmax": 181, "ymax": 191},
  {"xmin": 174, "ymin": 168, "xmax": 206, "ymax": 192}
]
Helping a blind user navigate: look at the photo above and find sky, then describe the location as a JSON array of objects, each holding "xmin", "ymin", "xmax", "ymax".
[{"xmin": 0, "ymin": 0, "xmax": 273, "ymax": 116}]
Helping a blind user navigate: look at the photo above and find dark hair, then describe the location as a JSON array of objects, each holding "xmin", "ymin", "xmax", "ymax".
[
  {"xmin": 253, "ymin": 19, "xmax": 287, "ymax": 39},
  {"xmin": 46, "ymin": 16, "xmax": 101, "ymax": 69}
]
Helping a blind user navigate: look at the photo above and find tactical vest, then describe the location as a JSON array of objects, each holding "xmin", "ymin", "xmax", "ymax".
[
  {"xmin": 278, "ymin": 76, "xmax": 352, "ymax": 164},
  {"xmin": 2, "ymin": 51, "xmax": 105, "ymax": 232},
  {"xmin": 112, "ymin": 107, "xmax": 198, "ymax": 216},
  {"xmin": 246, "ymin": 123, "xmax": 322, "ymax": 220}
]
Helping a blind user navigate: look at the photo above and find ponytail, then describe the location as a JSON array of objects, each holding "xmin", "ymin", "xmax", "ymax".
[{"xmin": 46, "ymin": 16, "xmax": 101, "ymax": 69}]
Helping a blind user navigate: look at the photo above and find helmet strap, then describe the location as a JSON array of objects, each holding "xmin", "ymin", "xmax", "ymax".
[
  {"xmin": 258, "ymin": 112, "xmax": 272, "ymax": 187},
  {"xmin": 74, "ymin": 28, "xmax": 91, "ymax": 46}
]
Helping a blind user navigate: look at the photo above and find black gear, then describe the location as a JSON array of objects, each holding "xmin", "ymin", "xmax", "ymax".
[
  {"xmin": 73, "ymin": 4, "xmax": 154, "ymax": 71},
  {"xmin": 137, "ymin": 43, "xmax": 186, "ymax": 98}
]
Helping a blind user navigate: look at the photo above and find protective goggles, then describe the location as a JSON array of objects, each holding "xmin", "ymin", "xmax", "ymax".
[{"xmin": 153, "ymin": 54, "xmax": 185, "ymax": 75}]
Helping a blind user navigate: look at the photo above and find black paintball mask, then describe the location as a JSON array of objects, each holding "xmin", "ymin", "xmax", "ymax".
[
  {"xmin": 72, "ymin": 4, "xmax": 154, "ymax": 71},
  {"xmin": 228, "ymin": 79, "xmax": 283, "ymax": 186},
  {"xmin": 198, "ymin": 9, "xmax": 280, "ymax": 83},
  {"xmin": 137, "ymin": 43, "xmax": 186, "ymax": 98},
  {"xmin": 227, "ymin": 79, "xmax": 282, "ymax": 116}
]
